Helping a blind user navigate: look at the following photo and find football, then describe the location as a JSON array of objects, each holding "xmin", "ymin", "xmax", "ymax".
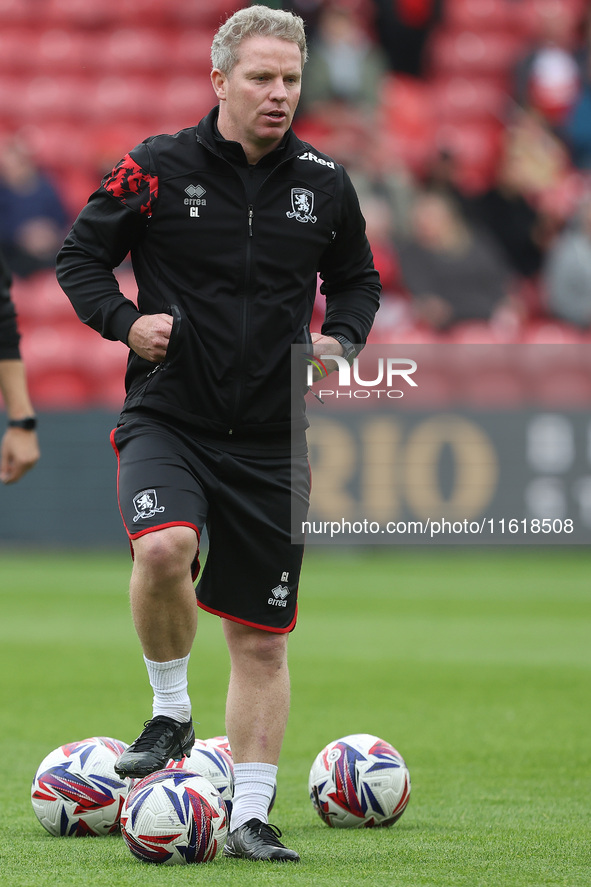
[
  {"xmin": 308, "ymin": 733, "xmax": 411, "ymax": 828},
  {"xmin": 31, "ymin": 737, "xmax": 129, "ymax": 836},
  {"xmin": 120, "ymin": 769, "xmax": 228, "ymax": 864},
  {"xmin": 202, "ymin": 735, "xmax": 233, "ymax": 760},
  {"xmin": 165, "ymin": 739, "xmax": 234, "ymax": 818}
]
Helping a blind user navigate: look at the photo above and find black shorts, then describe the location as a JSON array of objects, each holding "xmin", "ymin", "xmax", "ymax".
[{"xmin": 110, "ymin": 415, "xmax": 310, "ymax": 633}]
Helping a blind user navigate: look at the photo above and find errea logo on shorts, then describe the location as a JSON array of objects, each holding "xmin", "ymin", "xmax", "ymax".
[
  {"xmin": 298, "ymin": 151, "xmax": 335, "ymax": 169},
  {"xmin": 268, "ymin": 585, "xmax": 290, "ymax": 607}
]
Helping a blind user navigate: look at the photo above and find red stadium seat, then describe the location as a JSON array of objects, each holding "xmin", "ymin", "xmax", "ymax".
[
  {"xmin": 152, "ymin": 77, "xmax": 217, "ymax": 130},
  {"xmin": 379, "ymin": 75, "xmax": 437, "ymax": 175},
  {"xmin": 427, "ymin": 29, "xmax": 524, "ymax": 78},
  {"xmin": 380, "ymin": 75, "xmax": 435, "ymax": 133},
  {"xmin": 44, "ymin": 0, "xmax": 112, "ymax": 28},
  {"xmin": 0, "ymin": 29, "xmax": 39, "ymax": 72},
  {"xmin": 519, "ymin": 0, "xmax": 588, "ymax": 42},
  {"xmin": 374, "ymin": 323, "xmax": 442, "ymax": 345},
  {"xmin": 10, "ymin": 272, "xmax": 78, "ymax": 324},
  {"xmin": 444, "ymin": 0, "xmax": 523, "ymax": 34},
  {"xmin": 167, "ymin": 0, "xmax": 237, "ymax": 28},
  {"xmin": 28, "ymin": 369, "xmax": 94, "ymax": 409},
  {"xmin": 433, "ymin": 120, "xmax": 503, "ymax": 190},
  {"xmin": 89, "ymin": 75, "xmax": 160, "ymax": 122},
  {"xmin": 25, "ymin": 28, "xmax": 92, "ymax": 73},
  {"xmin": 0, "ymin": 75, "xmax": 26, "ymax": 122},
  {"xmin": 521, "ymin": 321, "xmax": 584, "ymax": 344},
  {"xmin": 19, "ymin": 322, "xmax": 96, "ymax": 372},
  {"xmin": 16, "ymin": 75, "xmax": 90, "ymax": 121},
  {"xmin": 171, "ymin": 29, "xmax": 219, "ymax": 75},
  {"xmin": 20, "ymin": 121, "xmax": 92, "ymax": 168},
  {"xmin": 93, "ymin": 28, "xmax": 175, "ymax": 73},
  {"xmin": 430, "ymin": 76, "xmax": 509, "ymax": 124},
  {"xmin": 0, "ymin": 0, "xmax": 31, "ymax": 25}
]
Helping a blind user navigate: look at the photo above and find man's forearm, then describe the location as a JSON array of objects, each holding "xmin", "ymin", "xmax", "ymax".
[{"xmin": 0, "ymin": 359, "xmax": 36, "ymax": 419}]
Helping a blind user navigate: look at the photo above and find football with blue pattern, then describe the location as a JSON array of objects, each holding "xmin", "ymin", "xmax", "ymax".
[
  {"xmin": 308, "ymin": 733, "xmax": 411, "ymax": 828},
  {"xmin": 31, "ymin": 737, "xmax": 130, "ymax": 836},
  {"xmin": 120, "ymin": 769, "xmax": 228, "ymax": 865}
]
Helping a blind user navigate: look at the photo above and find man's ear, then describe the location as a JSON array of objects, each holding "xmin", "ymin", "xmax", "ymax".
[{"xmin": 211, "ymin": 69, "xmax": 227, "ymax": 101}]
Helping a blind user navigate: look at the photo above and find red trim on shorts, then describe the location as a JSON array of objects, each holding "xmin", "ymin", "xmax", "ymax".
[
  {"xmin": 128, "ymin": 521, "xmax": 200, "ymax": 541},
  {"xmin": 196, "ymin": 599, "xmax": 298, "ymax": 634},
  {"xmin": 110, "ymin": 427, "xmax": 126, "ymax": 531}
]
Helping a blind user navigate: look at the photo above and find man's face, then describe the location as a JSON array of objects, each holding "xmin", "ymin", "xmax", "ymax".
[{"xmin": 212, "ymin": 35, "xmax": 302, "ymax": 163}]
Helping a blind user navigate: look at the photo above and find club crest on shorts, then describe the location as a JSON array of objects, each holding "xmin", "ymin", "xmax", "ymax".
[
  {"xmin": 286, "ymin": 188, "xmax": 317, "ymax": 224},
  {"xmin": 132, "ymin": 489, "xmax": 165, "ymax": 522}
]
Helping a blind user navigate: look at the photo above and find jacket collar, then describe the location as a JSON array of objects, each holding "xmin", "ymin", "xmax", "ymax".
[{"xmin": 196, "ymin": 106, "xmax": 305, "ymax": 167}]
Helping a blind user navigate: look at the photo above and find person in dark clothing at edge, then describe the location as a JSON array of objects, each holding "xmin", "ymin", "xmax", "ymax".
[
  {"xmin": 56, "ymin": 6, "xmax": 380, "ymax": 862},
  {"xmin": 0, "ymin": 249, "xmax": 40, "ymax": 483}
]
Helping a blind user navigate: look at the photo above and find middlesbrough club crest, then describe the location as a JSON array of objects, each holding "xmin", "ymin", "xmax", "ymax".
[
  {"xmin": 286, "ymin": 188, "xmax": 317, "ymax": 224},
  {"xmin": 132, "ymin": 489, "xmax": 165, "ymax": 522}
]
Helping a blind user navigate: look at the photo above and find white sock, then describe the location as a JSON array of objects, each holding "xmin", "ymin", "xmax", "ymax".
[
  {"xmin": 230, "ymin": 763, "xmax": 278, "ymax": 830},
  {"xmin": 143, "ymin": 654, "xmax": 191, "ymax": 723}
]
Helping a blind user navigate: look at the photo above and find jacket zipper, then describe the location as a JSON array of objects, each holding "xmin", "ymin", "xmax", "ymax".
[
  {"xmin": 196, "ymin": 134, "xmax": 304, "ymax": 436},
  {"xmin": 228, "ymin": 203, "xmax": 254, "ymax": 435}
]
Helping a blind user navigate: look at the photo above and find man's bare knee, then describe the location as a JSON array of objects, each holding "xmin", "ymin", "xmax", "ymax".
[
  {"xmin": 223, "ymin": 621, "xmax": 288, "ymax": 667},
  {"xmin": 133, "ymin": 527, "xmax": 197, "ymax": 583}
]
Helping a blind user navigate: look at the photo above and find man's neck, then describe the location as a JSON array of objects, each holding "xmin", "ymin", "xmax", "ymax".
[{"xmin": 215, "ymin": 120, "xmax": 283, "ymax": 166}]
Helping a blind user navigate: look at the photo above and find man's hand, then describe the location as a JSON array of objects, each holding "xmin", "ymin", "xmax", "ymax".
[
  {"xmin": 310, "ymin": 333, "xmax": 344, "ymax": 380},
  {"xmin": 127, "ymin": 314, "xmax": 173, "ymax": 363},
  {"xmin": 0, "ymin": 427, "xmax": 40, "ymax": 484}
]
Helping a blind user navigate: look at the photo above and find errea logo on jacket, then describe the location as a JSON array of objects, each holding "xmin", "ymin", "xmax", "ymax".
[{"xmin": 298, "ymin": 151, "xmax": 335, "ymax": 170}]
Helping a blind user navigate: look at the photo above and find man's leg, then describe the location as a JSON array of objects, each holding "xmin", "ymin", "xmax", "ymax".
[
  {"xmin": 222, "ymin": 620, "xmax": 299, "ymax": 861},
  {"xmin": 130, "ymin": 526, "xmax": 199, "ymax": 662},
  {"xmin": 115, "ymin": 526, "xmax": 198, "ymax": 777},
  {"xmin": 223, "ymin": 619, "xmax": 290, "ymax": 766}
]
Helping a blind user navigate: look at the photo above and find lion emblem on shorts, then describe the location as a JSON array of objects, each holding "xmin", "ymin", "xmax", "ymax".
[{"xmin": 132, "ymin": 489, "xmax": 165, "ymax": 522}]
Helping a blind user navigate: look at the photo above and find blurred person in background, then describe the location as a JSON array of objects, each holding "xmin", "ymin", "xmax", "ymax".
[
  {"xmin": 562, "ymin": 44, "xmax": 591, "ymax": 170},
  {"xmin": 371, "ymin": 0, "xmax": 443, "ymax": 78},
  {"xmin": 298, "ymin": 4, "xmax": 388, "ymax": 138},
  {"xmin": 469, "ymin": 120, "xmax": 561, "ymax": 285},
  {"xmin": 512, "ymin": 0, "xmax": 581, "ymax": 129},
  {"xmin": 282, "ymin": 0, "xmax": 324, "ymax": 39},
  {"xmin": 332, "ymin": 132, "xmax": 417, "ymax": 238},
  {"xmin": 359, "ymin": 193, "xmax": 401, "ymax": 297},
  {"xmin": 543, "ymin": 192, "xmax": 591, "ymax": 328},
  {"xmin": 0, "ymin": 137, "xmax": 69, "ymax": 278},
  {"xmin": 396, "ymin": 190, "xmax": 510, "ymax": 330},
  {"xmin": 421, "ymin": 146, "xmax": 475, "ymax": 224},
  {"xmin": 0, "ymin": 249, "xmax": 40, "ymax": 483}
]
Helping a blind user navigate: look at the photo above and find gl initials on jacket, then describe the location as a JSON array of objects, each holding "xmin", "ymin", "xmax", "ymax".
[{"xmin": 185, "ymin": 184, "xmax": 207, "ymax": 218}]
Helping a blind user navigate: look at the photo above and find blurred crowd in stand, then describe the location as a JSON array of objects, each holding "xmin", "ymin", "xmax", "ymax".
[
  {"xmin": 291, "ymin": 0, "xmax": 591, "ymax": 341},
  {"xmin": 2, "ymin": 0, "xmax": 591, "ymax": 414}
]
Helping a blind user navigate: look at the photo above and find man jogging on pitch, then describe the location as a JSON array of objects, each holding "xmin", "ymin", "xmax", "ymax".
[{"xmin": 57, "ymin": 6, "xmax": 380, "ymax": 861}]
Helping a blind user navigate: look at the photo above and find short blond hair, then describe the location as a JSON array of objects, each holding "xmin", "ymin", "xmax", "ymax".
[{"xmin": 211, "ymin": 5, "xmax": 308, "ymax": 74}]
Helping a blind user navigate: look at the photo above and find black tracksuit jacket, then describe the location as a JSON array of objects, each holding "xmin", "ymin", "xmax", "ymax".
[
  {"xmin": 0, "ymin": 250, "xmax": 20, "ymax": 361},
  {"xmin": 56, "ymin": 107, "xmax": 381, "ymax": 440}
]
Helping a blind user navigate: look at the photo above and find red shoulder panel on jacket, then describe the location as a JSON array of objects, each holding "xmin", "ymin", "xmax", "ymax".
[{"xmin": 102, "ymin": 154, "xmax": 158, "ymax": 216}]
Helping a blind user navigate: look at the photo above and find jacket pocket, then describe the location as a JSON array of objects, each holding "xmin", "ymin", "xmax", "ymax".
[{"xmin": 162, "ymin": 303, "xmax": 183, "ymax": 363}]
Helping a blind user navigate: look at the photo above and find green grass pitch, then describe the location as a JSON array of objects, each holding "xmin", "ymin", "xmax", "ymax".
[{"xmin": 1, "ymin": 547, "xmax": 590, "ymax": 887}]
